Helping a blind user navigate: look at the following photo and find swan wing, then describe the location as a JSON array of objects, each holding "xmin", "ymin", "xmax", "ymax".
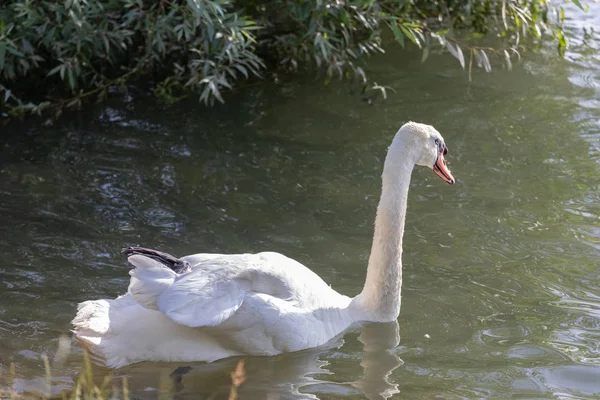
[
  {"xmin": 153, "ymin": 252, "xmax": 340, "ymax": 328},
  {"xmin": 157, "ymin": 266, "xmax": 245, "ymax": 328}
]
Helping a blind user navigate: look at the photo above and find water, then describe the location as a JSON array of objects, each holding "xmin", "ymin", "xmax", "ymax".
[{"xmin": 1, "ymin": 5, "xmax": 600, "ymax": 398}]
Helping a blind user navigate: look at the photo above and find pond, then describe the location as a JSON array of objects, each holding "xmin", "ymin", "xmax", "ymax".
[{"xmin": 1, "ymin": 4, "xmax": 600, "ymax": 399}]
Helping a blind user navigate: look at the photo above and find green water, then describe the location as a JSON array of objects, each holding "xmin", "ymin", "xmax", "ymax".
[{"xmin": 2, "ymin": 5, "xmax": 600, "ymax": 399}]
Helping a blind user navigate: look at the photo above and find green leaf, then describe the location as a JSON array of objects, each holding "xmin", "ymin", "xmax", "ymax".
[
  {"xmin": 355, "ymin": 66, "xmax": 366, "ymax": 83},
  {"xmin": 6, "ymin": 46, "xmax": 24, "ymax": 57},
  {"xmin": 234, "ymin": 64, "xmax": 248, "ymax": 78},
  {"xmin": 399, "ymin": 25, "xmax": 419, "ymax": 47},
  {"xmin": 421, "ymin": 45, "xmax": 429, "ymax": 63},
  {"xmin": 47, "ymin": 64, "xmax": 62, "ymax": 77},
  {"xmin": 571, "ymin": 0, "xmax": 585, "ymax": 11},
  {"xmin": 479, "ymin": 50, "xmax": 492, "ymax": 72},
  {"xmin": 216, "ymin": 75, "xmax": 232, "ymax": 89},
  {"xmin": 445, "ymin": 41, "xmax": 465, "ymax": 69},
  {"xmin": 241, "ymin": 30, "xmax": 256, "ymax": 44},
  {"xmin": 208, "ymin": 80, "xmax": 224, "ymax": 103},
  {"xmin": 421, "ymin": 33, "xmax": 430, "ymax": 63},
  {"xmin": 557, "ymin": 30, "xmax": 567, "ymax": 57},
  {"xmin": 0, "ymin": 44, "xmax": 5, "ymax": 71},
  {"xmin": 67, "ymin": 68, "xmax": 75, "ymax": 90},
  {"xmin": 103, "ymin": 35, "xmax": 110, "ymax": 53},
  {"xmin": 389, "ymin": 22, "xmax": 404, "ymax": 48},
  {"xmin": 503, "ymin": 50, "xmax": 512, "ymax": 71}
]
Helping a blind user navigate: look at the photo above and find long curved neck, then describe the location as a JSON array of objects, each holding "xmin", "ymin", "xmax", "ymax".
[{"xmin": 353, "ymin": 140, "xmax": 416, "ymax": 322}]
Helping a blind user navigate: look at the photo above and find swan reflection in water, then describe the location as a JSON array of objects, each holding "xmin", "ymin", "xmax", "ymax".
[{"xmin": 106, "ymin": 321, "xmax": 402, "ymax": 400}]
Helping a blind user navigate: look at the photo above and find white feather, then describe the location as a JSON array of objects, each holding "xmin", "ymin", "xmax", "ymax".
[
  {"xmin": 72, "ymin": 122, "xmax": 454, "ymax": 368},
  {"xmin": 158, "ymin": 267, "xmax": 245, "ymax": 327},
  {"xmin": 127, "ymin": 255, "xmax": 177, "ymax": 310}
]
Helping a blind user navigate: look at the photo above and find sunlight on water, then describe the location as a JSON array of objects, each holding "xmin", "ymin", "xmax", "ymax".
[{"xmin": 1, "ymin": 3, "xmax": 600, "ymax": 399}]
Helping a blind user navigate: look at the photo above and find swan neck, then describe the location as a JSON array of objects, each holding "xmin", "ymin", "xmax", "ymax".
[{"xmin": 355, "ymin": 146, "xmax": 415, "ymax": 322}]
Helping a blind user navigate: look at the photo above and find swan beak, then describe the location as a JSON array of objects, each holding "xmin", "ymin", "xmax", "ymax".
[{"xmin": 433, "ymin": 149, "xmax": 455, "ymax": 184}]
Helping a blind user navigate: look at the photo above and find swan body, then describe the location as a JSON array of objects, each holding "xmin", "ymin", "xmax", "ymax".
[{"xmin": 72, "ymin": 122, "xmax": 455, "ymax": 368}]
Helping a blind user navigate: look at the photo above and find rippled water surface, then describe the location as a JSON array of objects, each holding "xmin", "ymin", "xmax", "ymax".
[{"xmin": 2, "ymin": 5, "xmax": 600, "ymax": 399}]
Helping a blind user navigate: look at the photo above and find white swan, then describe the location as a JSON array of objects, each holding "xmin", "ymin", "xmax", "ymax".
[{"xmin": 72, "ymin": 121, "xmax": 455, "ymax": 368}]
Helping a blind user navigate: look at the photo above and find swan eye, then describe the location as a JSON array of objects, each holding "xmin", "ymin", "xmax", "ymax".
[{"xmin": 434, "ymin": 139, "xmax": 440, "ymax": 145}]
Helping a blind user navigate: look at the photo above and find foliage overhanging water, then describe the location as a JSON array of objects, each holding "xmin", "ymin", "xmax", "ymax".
[{"xmin": 1, "ymin": 4, "xmax": 600, "ymax": 399}]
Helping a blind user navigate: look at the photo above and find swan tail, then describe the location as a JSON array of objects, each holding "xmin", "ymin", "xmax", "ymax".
[
  {"xmin": 122, "ymin": 246, "xmax": 192, "ymax": 274},
  {"xmin": 72, "ymin": 294, "xmax": 242, "ymax": 368},
  {"xmin": 71, "ymin": 299, "xmax": 111, "ymax": 366},
  {"xmin": 127, "ymin": 254, "xmax": 178, "ymax": 311}
]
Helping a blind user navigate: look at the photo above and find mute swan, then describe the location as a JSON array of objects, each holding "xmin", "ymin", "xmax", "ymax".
[{"xmin": 72, "ymin": 121, "xmax": 455, "ymax": 368}]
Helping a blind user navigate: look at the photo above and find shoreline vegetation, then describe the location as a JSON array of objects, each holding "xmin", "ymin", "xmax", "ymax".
[
  {"xmin": 0, "ymin": 0, "xmax": 584, "ymax": 124},
  {"xmin": 1, "ymin": 351, "xmax": 247, "ymax": 400},
  {"xmin": 0, "ymin": 0, "xmax": 585, "ymax": 124}
]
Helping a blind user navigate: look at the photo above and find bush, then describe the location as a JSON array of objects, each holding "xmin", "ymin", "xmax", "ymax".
[{"xmin": 0, "ymin": 0, "xmax": 582, "ymax": 123}]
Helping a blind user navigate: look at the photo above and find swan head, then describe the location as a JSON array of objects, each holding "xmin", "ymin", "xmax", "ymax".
[{"xmin": 394, "ymin": 122, "xmax": 455, "ymax": 184}]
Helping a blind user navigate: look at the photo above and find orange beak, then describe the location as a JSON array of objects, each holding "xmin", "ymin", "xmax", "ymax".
[{"xmin": 433, "ymin": 150, "xmax": 455, "ymax": 184}]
